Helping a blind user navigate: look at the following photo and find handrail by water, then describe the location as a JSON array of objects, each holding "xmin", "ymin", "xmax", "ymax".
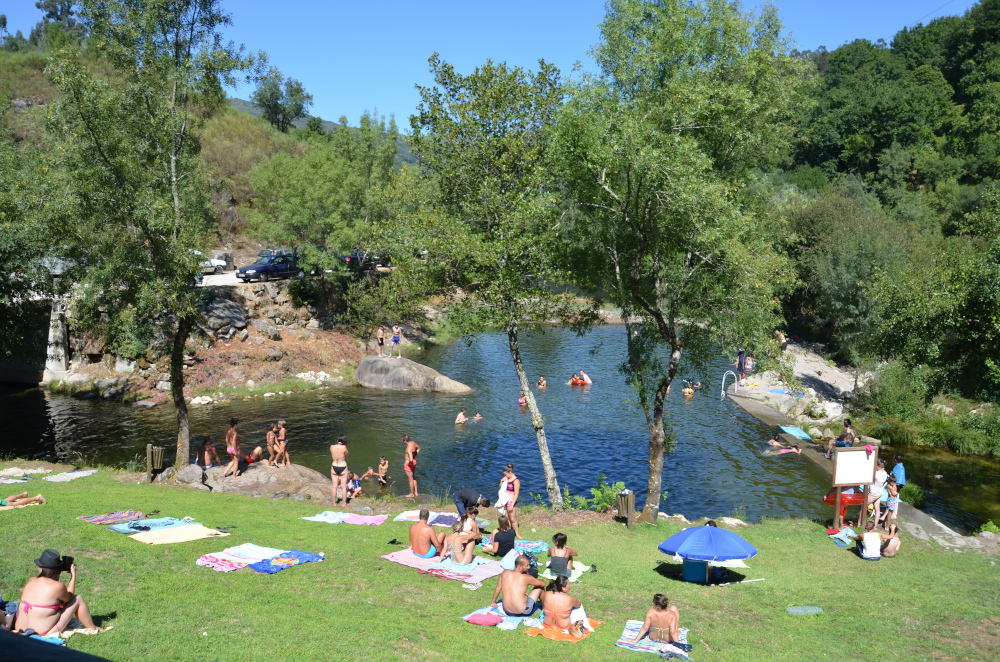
[{"xmin": 721, "ymin": 371, "xmax": 738, "ymax": 398}]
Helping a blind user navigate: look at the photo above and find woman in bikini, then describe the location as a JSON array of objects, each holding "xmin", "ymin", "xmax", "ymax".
[
  {"xmin": 501, "ymin": 464, "xmax": 521, "ymax": 538},
  {"xmin": 547, "ymin": 532, "xmax": 578, "ymax": 578},
  {"xmin": 631, "ymin": 594, "xmax": 690, "ymax": 651},
  {"xmin": 539, "ymin": 575, "xmax": 581, "ymax": 630},
  {"xmin": 441, "ymin": 521, "xmax": 475, "ymax": 566},
  {"xmin": 16, "ymin": 550, "xmax": 104, "ymax": 637},
  {"xmin": 330, "ymin": 435, "xmax": 349, "ymax": 504},
  {"xmin": 223, "ymin": 417, "xmax": 246, "ymax": 479},
  {"xmin": 518, "ymin": 391, "xmax": 527, "ymax": 406},
  {"xmin": 265, "ymin": 423, "xmax": 279, "ymax": 467},
  {"xmin": 277, "ymin": 420, "xmax": 290, "ymax": 467}
]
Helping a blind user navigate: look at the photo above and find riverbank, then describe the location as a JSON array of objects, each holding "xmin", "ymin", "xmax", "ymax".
[{"xmin": 1, "ymin": 465, "xmax": 997, "ymax": 661}]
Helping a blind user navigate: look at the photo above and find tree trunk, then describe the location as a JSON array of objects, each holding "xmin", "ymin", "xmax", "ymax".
[
  {"xmin": 506, "ymin": 320, "xmax": 564, "ymax": 510},
  {"xmin": 171, "ymin": 316, "xmax": 194, "ymax": 469},
  {"xmin": 639, "ymin": 343, "xmax": 683, "ymax": 523}
]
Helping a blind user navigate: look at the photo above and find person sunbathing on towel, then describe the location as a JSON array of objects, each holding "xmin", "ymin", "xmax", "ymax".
[
  {"xmin": 631, "ymin": 594, "xmax": 691, "ymax": 651},
  {"xmin": 540, "ymin": 575, "xmax": 581, "ymax": 629},
  {"xmin": 491, "ymin": 555, "xmax": 546, "ymax": 617},
  {"xmin": 16, "ymin": 550, "xmax": 104, "ymax": 637},
  {"xmin": 547, "ymin": 532, "xmax": 578, "ymax": 577},
  {"xmin": 409, "ymin": 509, "xmax": 445, "ymax": 559},
  {"xmin": 441, "ymin": 521, "xmax": 476, "ymax": 565},
  {"xmin": 1, "ymin": 492, "xmax": 46, "ymax": 508}
]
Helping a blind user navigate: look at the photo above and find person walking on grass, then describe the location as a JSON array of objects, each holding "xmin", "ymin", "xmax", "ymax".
[
  {"xmin": 390, "ymin": 324, "xmax": 403, "ymax": 359},
  {"xmin": 402, "ymin": 435, "xmax": 420, "ymax": 498},
  {"xmin": 330, "ymin": 435, "xmax": 350, "ymax": 505}
]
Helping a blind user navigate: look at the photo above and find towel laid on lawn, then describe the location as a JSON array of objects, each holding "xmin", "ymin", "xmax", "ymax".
[
  {"xmin": 0, "ymin": 503, "xmax": 39, "ymax": 511},
  {"xmin": 779, "ymin": 426, "xmax": 813, "ymax": 441},
  {"xmin": 540, "ymin": 562, "xmax": 589, "ymax": 583},
  {"xmin": 462, "ymin": 603, "xmax": 538, "ymax": 630},
  {"xmin": 43, "ymin": 469, "xmax": 99, "ymax": 482},
  {"xmin": 0, "ymin": 478, "xmax": 28, "ymax": 484},
  {"xmin": 130, "ymin": 524, "xmax": 228, "ymax": 545},
  {"xmin": 615, "ymin": 621, "xmax": 692, "ymax": 659},
  {"xmin": 77, "ymin": 510, "xmax": 145, "ymax": 525},
  {"xmin": 830, "ymin": 527, "xmax": 856, "ymax": 547},
  {"xmin": 382, "ymin": 547, "xmax": 441, "ymax": 569},
  {"xmin": 482, "ymin": 538, "xmax": 550, "ymax": 554},
  {"xmin": 108, "ymin": 517, "xmax": 194, "ymax": 533},
  {"xmin": 197, "ymin": 543, "xmax": 289, "ymax": 571},
  {"xmin": 524, "ymin": 618, "xmax": 602, "ymax": 642},
  {"xmin": 393, "ymin": 510, "xmax": 489, "ymax": 528},
  {"xmin": 300, "ymin": 511, "xmax": 388, "ymax": 526},
  {"xmin": 420, "ymin": 558, "xmax": 504, "ymax": 583},
  {"xmin": 0, "ymin": 467, "xmax": 51, "ymax": 477},
  {"xmin": 248, "ymin": 549, "xmax": 324, "ymax": 574}
]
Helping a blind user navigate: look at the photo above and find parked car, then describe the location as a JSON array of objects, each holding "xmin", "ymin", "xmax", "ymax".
[
  {"xmin": 237, "ymin": 254, "xmax": 303, "ymax": 282},
  {"xmin": 257, "ymin": 248, "xmax": 294, "ymax": 260},
  {"xmin": 194, "ymin": 250, "xmax": 227, "ymax": 274},
  {"xmin": 341, "ymin": 249, "xmax": 391, "ymax": 272}
]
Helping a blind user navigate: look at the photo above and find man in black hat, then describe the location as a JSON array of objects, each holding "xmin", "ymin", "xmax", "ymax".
[{"xmin": 15, "ymin": 549, "xmax": 104, "ymax": 636}]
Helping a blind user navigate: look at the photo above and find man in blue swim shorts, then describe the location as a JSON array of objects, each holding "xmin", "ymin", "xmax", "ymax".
[{"xmin": 409, "ymin": 509, "xmax": 444, "ymax": 558}]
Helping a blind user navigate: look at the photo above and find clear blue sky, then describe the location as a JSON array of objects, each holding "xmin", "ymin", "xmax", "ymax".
[{"xmin": 3, "ymin": 0, "xmax": 980, "ymax": 128}]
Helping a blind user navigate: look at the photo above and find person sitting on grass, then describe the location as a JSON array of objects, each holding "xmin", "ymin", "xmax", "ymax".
[
  {"xmin": 825, "ymin": 418, "xmax": 856, "ymax": 459},
  {"xmin": 441, "ymin": 521, "xmax": 476, "ymax": 566},
  {"xmin": 195, "ymin": 437, "xmax": 221, "ymax": 470},
  {"xmin": 1, "ymin": 492, "xmax": 46, "ymax": 508},
  {"xmin": 409, "ymin": 509, "xmax": 444, "ymax": 559},
  {"xmin": 849, "ymin": 521, "xmax": 901, "ymax": 560},
  {"xmin": 630, "ymin": 594, "xmax": 691, "ymax": 651},
  {"xmin": 539, "ymin": 575, "xmax": 581, "ymax": 630},
  {"xmin": 346, "ymin": 472, "xmax": 364, "ymax": 499},
  {"xmin": 482, "ymin": 515, "xmax": 517, "ymax": 558},
  {"xmin": 491, "ymin": 555, "xmax": 546, "ymax": 617},
  {"xmin": 547, "ymin": 532, "xmax": 578, "ymax": 578},
  {"xmin": 15, "ymin": 550, "xmax": 104, "ymax": 637}
]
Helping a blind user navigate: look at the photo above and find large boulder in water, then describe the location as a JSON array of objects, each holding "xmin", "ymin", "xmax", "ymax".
[
  {"xmin": 355, "ymin": 356, "xmax": 471, "ymax": 394},
  {"xmin": 176, "ymin": 461, "xmax": 330, "ymax": 500}
]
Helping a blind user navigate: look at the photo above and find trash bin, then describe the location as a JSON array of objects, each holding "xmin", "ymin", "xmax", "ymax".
[
  {"xmin": 146, "ymin": 444, "xmax": 166, "ymax": 483},
  {"xmin": 617, "ymin": 489, "xmax": 636, "ymax": 529}
]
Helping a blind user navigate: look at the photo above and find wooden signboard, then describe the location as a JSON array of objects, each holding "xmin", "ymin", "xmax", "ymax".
[{"xmin": 831, "ymin": 446, "xmax": 878, "ymax": 528}]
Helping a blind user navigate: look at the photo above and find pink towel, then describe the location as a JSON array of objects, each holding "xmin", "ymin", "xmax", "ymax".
[
  {"xmin": 382, "ymin": 547, "xmax": 441, "ymax": 569},
  {"xmin": 420, "ymin": 560, "xmax": 504, "ymax": 583},
  {"xmin": 196, "ymin": 554, "xmax": 250, "ymax": 572},
  {"xmin": 343, "ymin": 513, "xmax": 389, "ymax": 526}
]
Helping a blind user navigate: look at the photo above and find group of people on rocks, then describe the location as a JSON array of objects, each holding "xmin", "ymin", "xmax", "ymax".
[{"xmin": 194, "ymin": 418, "xmax": 291, "ymax": 480}]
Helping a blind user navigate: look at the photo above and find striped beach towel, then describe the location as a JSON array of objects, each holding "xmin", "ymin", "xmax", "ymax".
[
  {"xmin": 77, "ymin": 510, "xmax": 146, "ymax": 525},
  {"xmin": 615, "ymin": 621, "xmax": 692, "ymax": 659}
]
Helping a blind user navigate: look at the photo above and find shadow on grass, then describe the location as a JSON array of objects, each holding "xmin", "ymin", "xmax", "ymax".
[
  {"xmin": 653, "ymin": 561, "xmax": 748, "ymax": 584},
  {"xmin": 94, "ymin": 611, "xmax": 118, "ymax": 628}
]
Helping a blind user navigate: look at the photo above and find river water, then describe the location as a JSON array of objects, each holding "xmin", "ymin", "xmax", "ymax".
[{"xmin": 1, "ymin": 326, "xmax": 994, "ymax": 533}]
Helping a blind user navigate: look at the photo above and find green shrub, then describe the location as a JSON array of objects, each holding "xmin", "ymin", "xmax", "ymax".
[
  {"xmin": 856, "ymin": 361, "xmax": 928, "ymax": 421},
  {"xmin": 900, "ymin": 483, "xmax": 925, "ymax": 507},
  {"xmin": 588, "ymin": 474, "xmax": 626, "ymax": 513},
  {"xmin": 867, "ymin": 418, "xmax": 917, "ymax": 446},
  {"xmin": 977, "ymin": 520, "xmax": 1000, "ymax": 536},
  {"xmin": 959, "ymin": 406, "xmax": 1000, "ymax": 457},
  {"xmin": 287, "ymin": 277, "xmax": 322, "ymax": 307},
  {"xmin": 919, "ymin": 416, "xmax": 964, "ymax": 448}
]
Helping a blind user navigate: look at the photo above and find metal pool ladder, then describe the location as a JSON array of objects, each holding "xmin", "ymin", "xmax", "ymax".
[{"xmin": 721, "ymin": 371, "xmax": 738, "ymax": 398}]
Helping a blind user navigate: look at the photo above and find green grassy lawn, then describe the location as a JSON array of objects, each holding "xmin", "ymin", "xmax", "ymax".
[{"xmin": 1, "ymin": 467, "xmax": 997, "ymax": 661}]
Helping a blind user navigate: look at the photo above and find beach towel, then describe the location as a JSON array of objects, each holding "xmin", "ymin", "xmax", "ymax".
[
  {"xmin": 300, "ymin": 511, "xmax": 388, "ymax": 526},
  {"xmin": 0, "ymin": 467, "xmax": 51, "ymax": 477},
  {"xmin": 29, "ymin": 634, "xmax": 65, "ymax": 646},
  {"xmin": 108, "ymin": 517, "xmax": 194, "ymax": 533},
  {"xmin": 769, "ymin": 388, "xmax": 804, "ymax": 397},
  {"xmin": 197, "ymin": 543, "xmax": 289, "ymax": 571},
  {"xmin": 43, "ymin": 469, "xmax": 99, "ymax": 482},
  {"xmin": 462, "ymin": 603, "xmax": 537, "ymax": 630},
  {"xmin": 779, "ymin": 426, "xmax": 813, "ymax": 441},
  {"xmin": 77, "ymin": 510, "xmax": 146, "ymax": 525},
  {"xmin": 0, "ymin": 478, "xmax": 28, "ymax": 484},
  {"xmin": 541, "ymin": 562, "xmax": 589, "ymax": 583},
  {"xmin": 616, "ymin": 621, "xmax": 692, "ymax": 659},
  {"xmin": 420, "ymin": 558, "xmax": 504, "ymax": 583},
  {"xmin": 524, "ymin": 618, "xmax": 602, "ymax": 642},
  {"xmin": 830, "ymin": 527, "xmax": 856, "ymax": 547},
  {"xmin": 0, "ymin": 503, "xmax": 39, "ymax": 511},
  {"xmin": 196, "ymin": 553, "xmax": 253, "ymax": 572},
  {"xmin": 129, "ymin": 524, "xmax": 228, "ymax": 545},
  {"xmin": 393, "ymin": 510, "xmax": 489, "ymax": 528},
  {"xmin": 60, "ymin": 620, "xmax": 114, "ymax": 640},
  {"xmin": 382, "ymin": 547, "xmax": 441, "ymax": 569},
  {"xmin": 248, "ymin": 549, "xmax": 324, "ymax": 574}
]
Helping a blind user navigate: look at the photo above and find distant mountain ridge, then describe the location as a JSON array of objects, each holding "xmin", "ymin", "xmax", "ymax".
[{"xmin": 227, "ymin": 98, "xmax": 416, "ymax": 168}]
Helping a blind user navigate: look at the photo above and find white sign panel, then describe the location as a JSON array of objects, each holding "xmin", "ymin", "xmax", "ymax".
[{"xmin": 833, "ymin": 447, "xmax": 878, "ymax": 487}]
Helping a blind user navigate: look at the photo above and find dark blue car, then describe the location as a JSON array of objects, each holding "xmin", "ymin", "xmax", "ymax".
[{"xmin": 237, "ymin": 255, "xmax": 303, "ymax": 282}]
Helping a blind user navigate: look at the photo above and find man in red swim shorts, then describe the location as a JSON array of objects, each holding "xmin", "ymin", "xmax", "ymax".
[{"xmin": 402, "ymin": 434, "xmax": 420, "ymax": 498}]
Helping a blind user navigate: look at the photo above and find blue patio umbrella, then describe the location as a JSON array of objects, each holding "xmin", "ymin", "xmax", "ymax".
[{"xmin": 658, "ymin": 526, "xmax": 758, "ymax": 562}]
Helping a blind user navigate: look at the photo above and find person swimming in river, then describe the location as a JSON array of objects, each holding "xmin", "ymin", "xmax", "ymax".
[
  {"xmin": 473, "ymin": 411, "xmax": 483, "ymax": 421},
  {"xmin": 518, "ymin": 391, "xmax": 527, "ymax": 405},
  {"xmin": 455, "ymin": 408, "xmax": 468, "ymax": 424},
  {"xmin": 681, "ymin": 380, "xmax": 695, "ymax": 396},
  {"xmin": 536, "ymin": 375, "xmax": 547, "ymax": 389}
]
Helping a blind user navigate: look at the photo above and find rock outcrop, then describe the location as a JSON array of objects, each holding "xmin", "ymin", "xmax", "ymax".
[
  {"xmin": 176, "ymin": 461, "xmax": 331, "ymax": 500},
  {"xmin": 355, "ymin": 356, "xmax": 471, "ymax": 394}
]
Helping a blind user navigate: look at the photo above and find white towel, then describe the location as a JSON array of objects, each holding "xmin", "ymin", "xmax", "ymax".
[
  {"xmin": 570, "ymin": 605, "xmax": 594, "ymax": 631},
  {"xmin": 496, "ymin": 480, "xmax": 509, "ymax": 513}
]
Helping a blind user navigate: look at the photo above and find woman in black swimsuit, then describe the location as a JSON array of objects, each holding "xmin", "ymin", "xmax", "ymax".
[{"xmin": 330, "ymin": 435, "xmax": 349, "ymax": 504}]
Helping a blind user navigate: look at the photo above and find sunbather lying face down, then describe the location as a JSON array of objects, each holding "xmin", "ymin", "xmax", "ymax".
[
  {"xmin": 409, "ymin": 509, "xmax": 444, "ymax": 558},
  {"xmin": 491, "ymin": 555, "xmax": 546, "ymax": 617},
  {"xmin": 540, "ymin": 575, "xmax": 581, "ymax": 630}
]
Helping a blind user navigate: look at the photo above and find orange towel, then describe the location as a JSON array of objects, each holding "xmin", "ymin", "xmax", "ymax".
[{"xmin": 524, "ymin": 619, "xmax": 602, "ymax": 642}]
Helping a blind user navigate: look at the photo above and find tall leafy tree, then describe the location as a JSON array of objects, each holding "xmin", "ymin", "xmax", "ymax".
[
  {"xmin": 47, "ymin": 0, "xmax": 258, "ymax": 468},
  {"xmin": 251, "ymin": 66, "xmax": 313, "ymax": 133},
  {"xmin": 409, "ymin": 55, "xmax": 597, "ymax": 509},
  {"xmin": 30, "ymin": 0, "xmax": 87, "ymax": 47},
  {"xmin": 553, "ymin": 0, "xmax": 807, "ymax": 521}
]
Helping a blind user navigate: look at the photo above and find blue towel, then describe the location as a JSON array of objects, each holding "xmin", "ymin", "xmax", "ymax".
[
  {"xmin": 769, "ymin": 389, "xmax": 804, "ymax": 397},
  {"xmin": 108, "ymin": 517, "xmax": 196, "ymax": 533},
  {"xmin": 780, "ymin": 425, "xmax": 813, "ymax": 441},
  {"xmin": 248, "ymin": 549, "xmax": 324, "ymax": 574},
  {"xmin": 30, "ymin": 635, "xmax": 66, "ymax": 646},
  {"xmin": 829, "ymin": 527, "xmax": 856, "ymax": 546}
]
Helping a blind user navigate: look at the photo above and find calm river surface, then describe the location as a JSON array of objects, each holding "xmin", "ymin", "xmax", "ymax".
[{"xmin": 1, "ymin": 326, "xmax": 994, "ymax": 532}]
